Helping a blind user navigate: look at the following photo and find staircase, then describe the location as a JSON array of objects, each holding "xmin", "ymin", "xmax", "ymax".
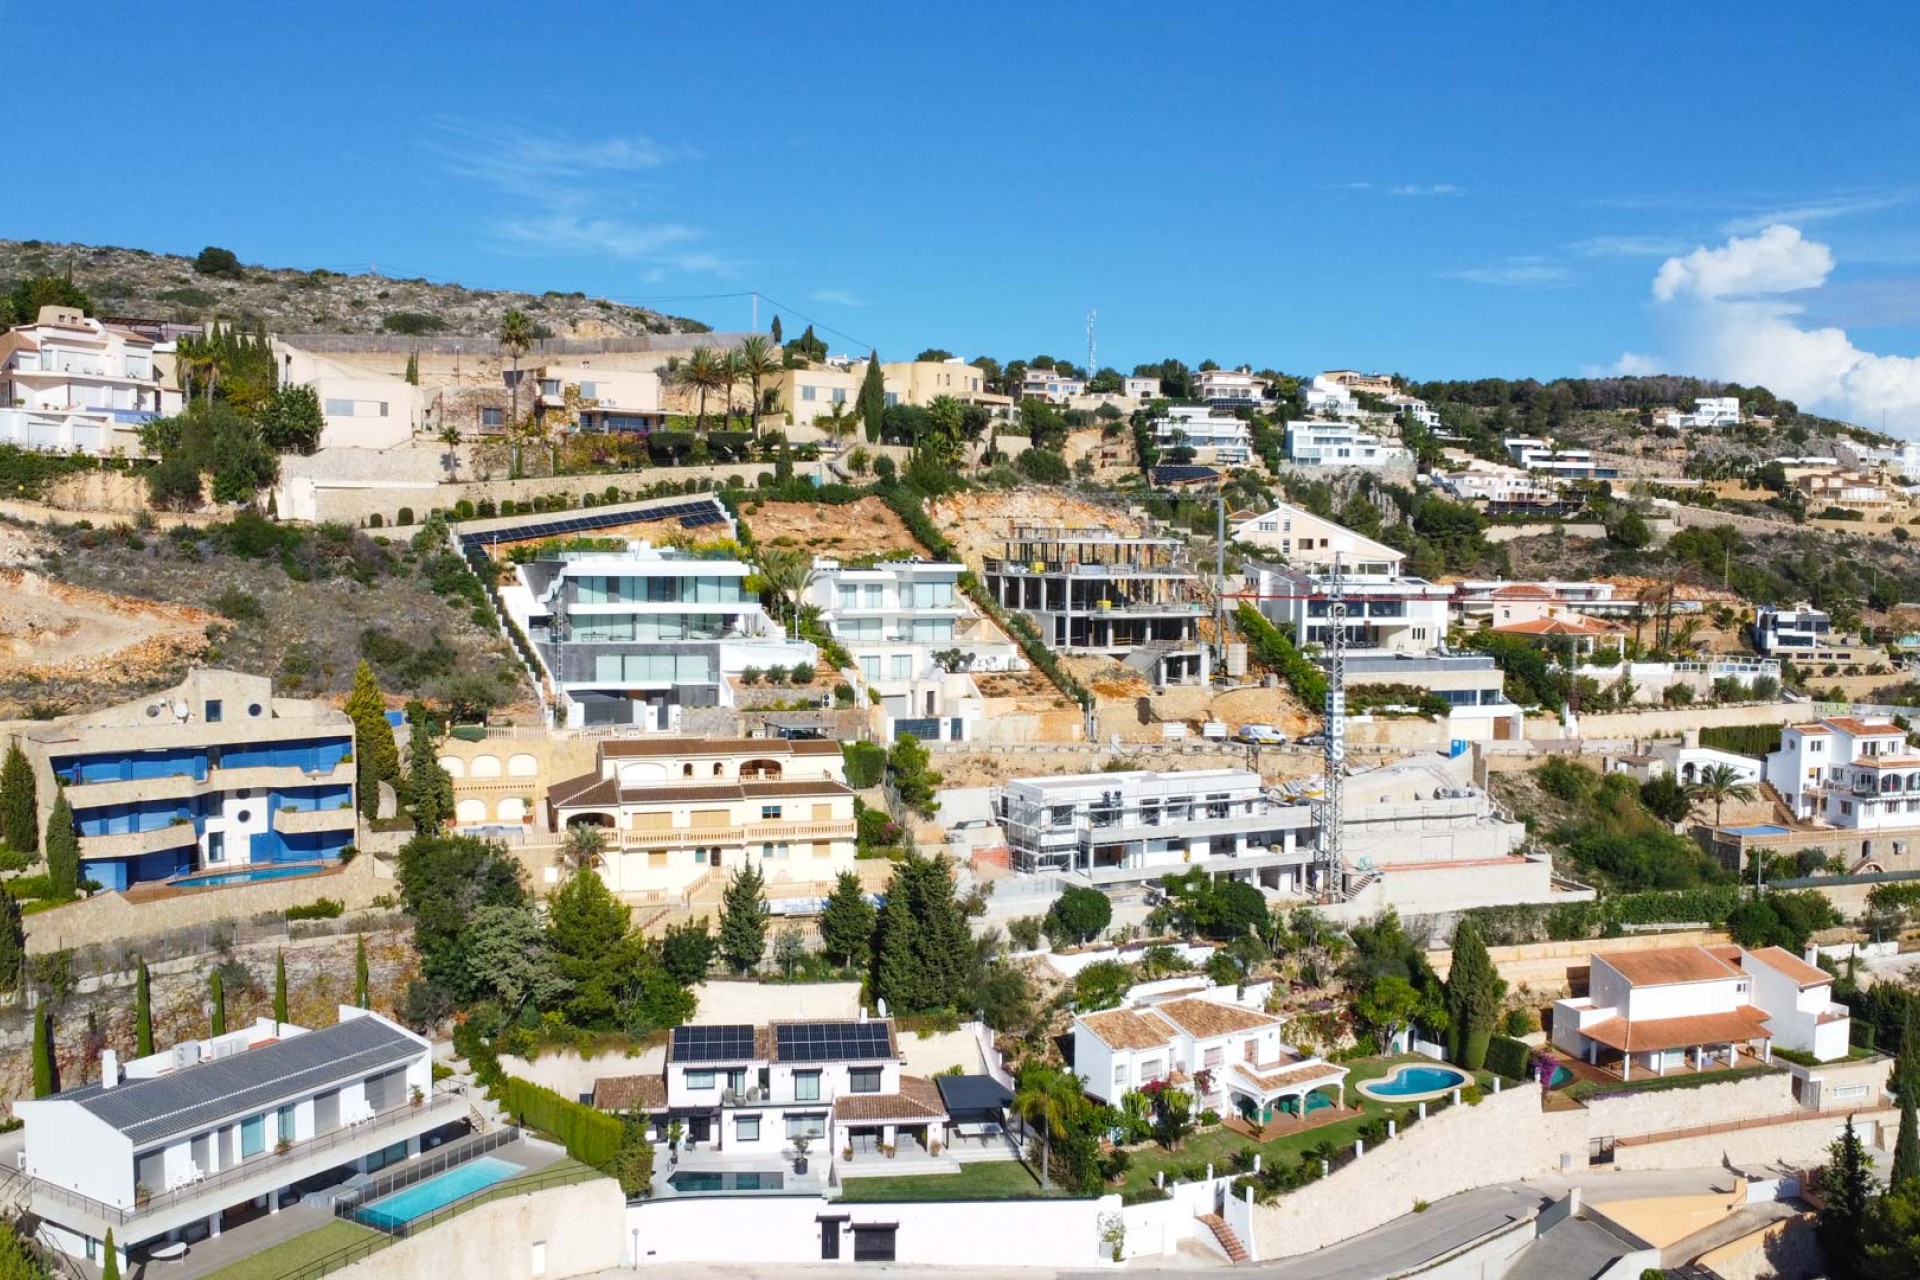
[
  {"xmin": 1342, "ymin": 869, "xmax": 1382, "ymax": 902},
  {"xmin": 1197, "ymin": 1214, "xmax": 1249, "ymax": 1264},
  {"xmin": 1123, "ymin": 640, "xmax": 1182, "ymax": 677}
]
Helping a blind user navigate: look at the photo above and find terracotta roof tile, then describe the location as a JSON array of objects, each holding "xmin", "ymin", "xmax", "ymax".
[
  {"xmin": 832, "ymin": 1075, "xmax": 948, "ymax": 1122},
  {"xmin": 591, "ymin": 1074, "xmax": 666, "ymax": 1111},
  {"xmin": 1598, "ymin": 946, "xmax": 1742, "ymax": 987},
  {"xmin": 550, "ymin": 771, "xmax": 620, "ymax": 808},
  {"xmin": 1746, "ymin": 946, "xmax": 1831, "ymax": 988},
  {"xmin": 1490, "ymin": 584, "xmax": 1555, "ymax": 599},
  {"xmin": 1580, "ymin": 1007, "xmax": 1773, "ymax": 1053},
  {"xmin": 1078, "ymin": 1008, "xmax": 1174, "ymax": 1052},
  {"xmin": 1150, "ymin": 998, "xmax": 1280, "ymax": 1040},
  {"xmin": 1822, "ymin": 718, "xmax": 1904, "ymax": 737},
  {"xmin": 1231, "ymin": 1060, "xmax": 1347, "ymax": 1094},
  {"xmin": 1491, "ymin": 615, "xmax": 1618, "ymax": 637}
]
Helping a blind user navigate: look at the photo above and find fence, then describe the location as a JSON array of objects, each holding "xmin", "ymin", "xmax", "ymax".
[{"xmin": 333, "ymin": 1127, "xmax": 525, "ymax": 1229}]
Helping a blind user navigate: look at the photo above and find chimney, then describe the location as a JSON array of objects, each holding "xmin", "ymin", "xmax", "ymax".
[
  {"xmin": 101, "ymin": 1050, "xmax": 119, "ymax": 1089},
  {"xmin": 1805, "ymin": 944, "xmax": 1821, "ymax": 968}
]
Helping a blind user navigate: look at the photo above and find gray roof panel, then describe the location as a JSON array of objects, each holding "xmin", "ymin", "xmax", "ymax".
[{"xmin": 69, "ymin": 1016, "xmax": 422, "ymax": 1148}]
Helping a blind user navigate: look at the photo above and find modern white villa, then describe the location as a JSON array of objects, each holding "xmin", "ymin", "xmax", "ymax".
[
  {"xmin": 15, "ymin": 1009, "xmax": 452, "ymax": 1271},
  {"xmin": 1764, "ymin": 715, "xmax": 1920, "ymax": 828},
  {"xmin": 1229, "ymin": 502, "xmax": 1405, "ymax": 575},
  {"xmin": 20, "ymin": 669, "xmax": 357, "ymax": 892},
  {"xmin": 0, "ymin": 305, "xmax": 183, "ymax": 455},
  {"xmin": 1552, "ymin": 944, "xmax": 1851, "ymax": 1079},
  {"xmin": 1152, "ymin": 406, "xmax": 1253, "ymax": 464},
  {"xmin": 1241, "ymin": 560, "xmax": 1452, "ymax": 654},
  {"xmin": 1073, "ymin": 986, "xmax": 1349, "ymax": 1128},
  {"xmin": 500, "ymin": 541, "xmax": 817, "ymax": 729},
  {"xmin": 1285, "ymin": 421, "xmax": 1409, "ymax": 469}
]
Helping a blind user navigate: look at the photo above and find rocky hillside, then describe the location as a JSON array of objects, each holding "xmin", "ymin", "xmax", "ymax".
[{"xmin": 0, "ymin": 239, "xmax": 709, "ymax": 337}]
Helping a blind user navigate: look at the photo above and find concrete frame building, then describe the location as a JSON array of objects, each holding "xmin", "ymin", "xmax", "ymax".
[
  {"xmin": 547, "ymin": 738, "xmax": 856, "ymax": 899},
  {"xmin": 500, "ymin": 541, "xmax": 816, "ymax": 729},
  {"xmin": 19, "ymin": 670, "xmax": 356, "ymax": 891},
  {"xmin": 15, "ymin": 1008, "xmax": 449, "ymax": 1270},
  {"xmin": 983, "ymin": 525, "xmax": 1209, "ymax": 685}
]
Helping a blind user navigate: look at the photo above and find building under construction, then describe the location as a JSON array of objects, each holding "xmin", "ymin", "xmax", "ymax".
[{"xmin": 982, "ymin": 524, "xmax": 1210, "ymax": 684}]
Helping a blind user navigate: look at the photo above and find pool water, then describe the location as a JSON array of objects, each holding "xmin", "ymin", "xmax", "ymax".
[
  {"xmin": 1363, "ymin": 1065, "xmax": 1472, "ymax": 1098},
  {"xmin": 667, "ymin": 1169, "xmax": 786, "ymax": 1193},
  {"xmin": 354, "ymin": 1157, "xmax": 521, "ymax": 1229},
  {"xmin": 1547, "ymin": 1065, "xmax": 1573, "ymax": 1089},
  {"xmin": 1725, "ymin": 824, "xmax": 1789, "ymax": 837},
  {"xmin": 172, "ymin": 864, "xmax": 326, "ymax": 889}
]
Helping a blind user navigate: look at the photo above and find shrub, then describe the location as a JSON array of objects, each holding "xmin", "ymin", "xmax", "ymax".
[
  {"xmin": 842, "ymin": 742, "xmax": 888, "ymax": 789},
  {"xmin": 212, "ymin": 588, "xmax": 264, "ymax": 622},
  {"xmin": 1504, "ymin": 1006, "xmax": 1537, "ymax": 1037},
  {"xmin": 193, "ymin": 246, "xmax": 245, "ymax": 279},
  {"xmin": 397, "ymin": 507, "xmax": 415, "ymax": 526},
  {"xmin": 285, "ymin": 898, "xmax": 344, "ymax": 921},
  {"xmin": 1484, "ymin": 1035, "xmax": 1531, "ymax": 1081},
  {"xmin": 1235, "ymin": 604, "xmax": 1325, "ymax": 705},
  {"xmin": 499, "ymin": 1076, "xmax": 621, "ymax": 1169}
]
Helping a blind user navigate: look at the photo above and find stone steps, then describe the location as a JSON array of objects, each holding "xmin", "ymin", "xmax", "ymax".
[{"xmin": 1197, "ymin": 1213, "xmax": 1248, "ymax": 1264}]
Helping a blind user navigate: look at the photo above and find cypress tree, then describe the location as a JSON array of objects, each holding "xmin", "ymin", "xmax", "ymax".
[
  {"xmin": 819, "ymin": 871, "xmax": 876, "ymax": 969},
  {"xmin": 44, "ymin": 790, "xmax": 78, "ymax": 898},
  {"xmin": 344, "ymin": 661, "xmax": 400, "ymax": 820},
  {"xmin": 1820, "ymin": 1116, "xmax": 1874, "ymax": 1277},
  {"xmin": 274, "ymin": 950, "xmax": 289, "ymax": 1026},
  {"xmin": 135, "ymin": 959, "xmax": 153, "ymax": 1057},
  {"xmin": 404, "ymin": 349, "xmax": 419, "ymax": 386},
  {"xmin": 101, "ymin": 1229, "xmax": 119, "ymax": 1280},
  {"xmin": 0, "ymin": 890, "xmax": 19, "ymax": 998},
  {"xmin": 717, "ymin": 864, "xmax": 767, "ymax": 973},
  {"xmin": 404, "ymin": 714, "xmax": 454, "ymax": 834},
  {"xmin": 0, "ymin": 739, "xmax": 36, "ymax": 854},
  {"xmin": 1443, "ymin": 918, "xmax": 1506, "ymax": 1070},
  {"xmin": 31, "ymin": 1006, "xmax": 53, "ymax": 1098},
  {"xmin": 355, "ymin": 934, "xmax": 370, "ymax": 1009},
  {"xmin": 1893, "ymin": 1012, "xmax": 1920, "ymax": 1190},
  {"xmin": 210, "ymin": 969, "xmax": 226, "ymax": 1037},
  {"xmin": 874, "ymin": 895, "xmax": 923, "ymax": 1014},
  {"xmin": 769, "ymin": 315, "xmax": 782, "ymax": 345},
  {"xmin": 859, "ymin": 350, "xmax": 887, "ymax": 444}
]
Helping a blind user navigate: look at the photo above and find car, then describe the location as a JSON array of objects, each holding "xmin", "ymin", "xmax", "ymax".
[
  {"xmin": 1234, "ymin": 724, "xmax": 1288, "ymax": 745},
  {"xmin": 1297, "ymin": 731, "xmax": 1328, "ymax": 747}
]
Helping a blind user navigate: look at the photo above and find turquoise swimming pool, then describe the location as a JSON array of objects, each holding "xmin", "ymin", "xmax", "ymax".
[
  {"xmin": 353, "ymin": 1157, "xmax": 521, "ymax": 1229},
  {"xmin": 667, "ymin": 1169, "xmax": 786, "ymax": 1193},
  {"xmin": 1356, "ymin": 1064, "xmax": 1473, "ymax": 1100},
  {"xmin": 171, "ymin": 864, "xmax": 327, "ymax": 889}
]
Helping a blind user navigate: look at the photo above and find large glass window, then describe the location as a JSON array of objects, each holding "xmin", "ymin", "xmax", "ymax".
[
  {"xmin": 794, "ymin": 1071, "xmax": 821, "ymax": 1102},
  {"xmin": 849, "ymin": 1067, "xmax": 882, "ymax": 1094},
  {"xmin": 240, "ymin": 1114, "xmax": 266, "ymax": 1158},
  {"xmin": 685, "ymin": 1070, "xmax": 715, "ymax": 1090},
  {"xmin": 785, "ymin": 1112, "xmax": 827, "ymax": 1139},
  {"xmin": 735, "ymin": 1114, "xmax": 760, "ymax": 1142}
]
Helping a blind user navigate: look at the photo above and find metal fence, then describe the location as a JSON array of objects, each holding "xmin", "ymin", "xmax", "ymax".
[{"xmin": 331, "ymin": 1126, "xmax": 524, "ymax": 1228}]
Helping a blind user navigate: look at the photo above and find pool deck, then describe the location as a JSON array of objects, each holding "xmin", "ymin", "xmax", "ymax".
[{"xmin": 1222, "ymin": 1103, "xmax": 1360, "ymax": 1144}]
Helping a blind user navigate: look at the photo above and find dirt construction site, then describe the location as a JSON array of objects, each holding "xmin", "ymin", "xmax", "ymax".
[
  {"xmin": 739, "ymin": 496, "xmax": 928, "ymax": 559},
  {"xmin": 0, "ymin": 561, "xmax": 216, "ymax": 715},
  {"xmin": 927, "ymin": 489, "xmax": 1146, "ymax": 570}
]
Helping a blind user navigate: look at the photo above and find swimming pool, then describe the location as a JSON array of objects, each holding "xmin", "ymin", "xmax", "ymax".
[
  {"xmin": 666, "ymin": 1169, "xmax": 786, "ymax": 1193},
  {"xmin": 1547, "ymin": 1065, "xmax": 1573, "ymax": 1089},
  {"xmin": 1725, "ymin": 824, "xmax": 1789, "ymax": 837},
  {"xmin": 353, "ymin": 1157, "xmax": 521, "ymax": 1229},
  {"xmin": 171, "ymin": 864, "xmax": 328, "ymax": 889},
  {"xmin": 1355, "ymin": 1064, "xmax": 1473, "ymax": 1101}
]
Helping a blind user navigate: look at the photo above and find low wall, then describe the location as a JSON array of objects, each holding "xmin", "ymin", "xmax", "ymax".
[
  {"xmin": 1584, "ymin": 1070, "xmax": 1799, "ymax": 1141},
  {"xmin": 1525, "ymin": 702, "xmax": 1801, "ymax": 743},
  {"xmin": 333, "ymin": 1179, "xmax": 625, "ymax": 1280},
  {"xmin": 499, "ymin": 1047, "xmax": 664, "ymax": 1102},
  {"xmin": 1612, "ymin": 1108, "xmax": 1896, "ymax": 1173},
  {"xmin": 1248, "ymin": 1083, "xmax": 1586, "ymax": 1260},
  {"xmin": 1693, "ymin": 1213, "xmax": 1821, "ymax": 1280},
  {"xmin": 1121, "ymin": 1174, "xmax": 1236, "ymax": 1260},
  {"xmin": 24, "ymin": 855, "xmax": 386, "ymax": 955},
  {"xmin": 628, "ymin": 1192, "xmax": 1116, "ymax": 1268}
]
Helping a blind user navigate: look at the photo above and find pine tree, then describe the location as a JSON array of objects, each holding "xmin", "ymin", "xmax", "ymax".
[
  {"xmin": 0, "ymin": 739, "xmax": 36, "ymax": 854},
  {"xmin": 1443, "ymin": 917, "xmax": 1505, "ymax": 1070},
  {"xmin": 819, "ymin": 871, "xmax": 876, "ymax": 969},
  {"xmin": 355, "ymin": 934, "xmax": 370, "ymax": 1009},
  {"xmin": 210, "ymin": 969, "xmax": 226, "ymax": 1037},
  {"xmin": 135, "ymin": 958, "xmax": 153, "ymax": 1056},
  {"xmin": 101, "ymin": 1230, "xmax": 119, "ymax": 1280},
  {"xmin": 274, "ymin": 950, "xmax": 289, "ymax": 1025},
  {"xmin": 31, "ymin": 1006, "xmax": 53, "ymax": 1098},
  {"xmin": 717, "ymin": 864, "xmax": 767, "ymax": 973},
  {"xmin": 344, "ymin": 660, "xmax": 400, "ymax": 819},
  {"xmin": 859, "ymin": 350, "xmax": 887, "ymax": 444},
  {"xmin": 44, "ymin": 790, "xmax": 78, "ymax": 898},
  {"xmin": 404, "ymin": 714, "xmax": 454, "ymax": 833}
]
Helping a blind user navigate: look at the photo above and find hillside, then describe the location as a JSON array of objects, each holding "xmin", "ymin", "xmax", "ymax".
[{"xmin": 0, "ymin": 239, "xmax": 709, "ymax": 338}]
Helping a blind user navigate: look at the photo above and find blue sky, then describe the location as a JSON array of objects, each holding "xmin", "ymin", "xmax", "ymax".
[{"xmin": 13, "ymin": 2, "xmax": 1920, "ymax": 423}]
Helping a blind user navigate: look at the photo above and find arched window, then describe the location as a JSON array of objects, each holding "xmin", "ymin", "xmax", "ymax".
[
  {"xmin": 683, "ymin": 763, "xmax": 694, "ymax": 778},
  {"xmin": 713, "ymin": 763, "xmax": 725, "ymax": 777}
]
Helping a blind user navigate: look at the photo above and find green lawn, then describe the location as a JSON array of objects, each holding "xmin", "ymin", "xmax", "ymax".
[
  {"xmin": 836, "ymin": 1159, "xmax": 1067, "ymax": 1202},
  {"xmin": 1117, "ymin": 1055, "xmax": 1494, "ymax": 1194},
  {"xmin": 197, "ymin": 1220, "xmax": 382, "ymax": 1280}
]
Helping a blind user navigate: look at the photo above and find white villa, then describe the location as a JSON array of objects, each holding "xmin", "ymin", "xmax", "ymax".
[
  {"xmin": 1242, "ymin": 560, "xmax": 1452, "ymax": 654},
  {"xmin": 1765, "ymin": 716, "xmax": 1920, "ymax": 828},
  {"xmin": 1658, "ymin": 397, "xmax": 1742, "ymax": 430},
  {"xmin": 1073, "ymin": 989, "xmax": 1348, "ymax": 1128},
  {"xmin": 1193, "ymin": 368, "xmax": 1269, "ymax": 407},
  {"xmin": 1153, "ymin": 406, "xmax": 1253, "ymax": 464},
  {"xmin": 1285, "ymin": 421, "xmax": 1409, "ymax": 469},
  {"xmin": 1552, "ymin": 944, "xmax": 1851, "ymax": 1080},
  {"xmin": 1504, "ymin": 437, "xmax": 1617, "ymax": 481},
  {"xmin": 1229, "ymin": 503, "xmax": 1405, "ymax": 576},
  {"xmin": 0, "ymin": 305, "xmax": 183, "ymax": 454},
  {"xmin": 15, "ymin": 1009, "xmax": 449, "ymax": 1270},
  {"xmin": 500, "ymin": 541, "xmax": 816, "ymax": 729}
]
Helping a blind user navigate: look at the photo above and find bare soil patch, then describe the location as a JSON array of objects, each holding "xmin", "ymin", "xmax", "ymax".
[
  {"xmin": 740, "ymin": 497, "xmax": 927, "ymax": 560},
  {"xmin": 928, "ymin": 490, "xmax": 1145, "ymax": 572},
  {"xmin": 0, "ymin": 567, "xmax": 216, "ymax": 691}
]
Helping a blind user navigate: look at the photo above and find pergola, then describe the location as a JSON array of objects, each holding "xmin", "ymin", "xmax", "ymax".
[
  {"xmin": 1227, "ymin": 1059, "xmax": 1349, "ymax": 1124},
  {"xmin": 1579, "ymin": 1008, "xmax": 1773, "ymax": 1081}
]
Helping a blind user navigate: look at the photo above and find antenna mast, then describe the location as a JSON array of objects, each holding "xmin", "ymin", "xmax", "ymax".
[
  {"xmin": 1086, "ymin": 309, "xmax": 1097, "ymax": 380},
  {"xmin": 1314, "ymin": 554, "xmax": 1347, "ymax": 898}
]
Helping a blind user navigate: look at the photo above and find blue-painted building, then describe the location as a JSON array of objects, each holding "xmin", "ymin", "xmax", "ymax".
[{"xmin": 23, "ymin": 671, "xmax": 358, "ymax": 892}]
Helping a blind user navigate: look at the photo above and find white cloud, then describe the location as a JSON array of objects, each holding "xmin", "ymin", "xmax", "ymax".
[
  {"xmin": 1568, "ymin": 234, "xmax": 1691, "ymax": 258},
  {"xmin": 1719, "ymin": 194, "xmax": 1902, "ymax": 235},
  {"xmin": 1446, "ymin": 257, "xmax": 1573, "ymax": 288},
  {"xmin": 1390, "ymin": 183, "xmax": 1461, "ymax": 197},
  {"xmin": 1624, "ymin": 224, "xmax": 1920, "ymax": 425},
  {"xmin": 809, "ymin": 288, "xmax": 864, "ymax": 307}
]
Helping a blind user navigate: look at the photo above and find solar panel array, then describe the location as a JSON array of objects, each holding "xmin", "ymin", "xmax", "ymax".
[
  {"xmin": 1151, "ymin": 465, "xmax": 1220, "ymax": 485},
  {"xmin": 671, "ymin": 1024, "xmax": 756, "ymax": 1063},
  {"xmin": 454, "ymin": 497, "xmax": 729, "ymax": 551},
  {"xmin": 776, "ymin": 1021, "xmax": 892, "ymax": 1063}
]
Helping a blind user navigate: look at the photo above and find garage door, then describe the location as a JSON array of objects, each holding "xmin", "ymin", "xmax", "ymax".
[{"xmin": 852, "ymin": 1225, "xmax": 897, "ymax": 1262}]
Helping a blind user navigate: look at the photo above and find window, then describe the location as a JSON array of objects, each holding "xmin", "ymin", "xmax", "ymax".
[
  {"xmin": 794, "ymin": 1071, "xmax": 822, "ymax": 1102},
  {"xmin": 579, "ymin": 381, "xmax": 596, "ymax": 399},
  {"xmin": 786, "ymin": 1112, "xmax": 827, "ymax": 1139},
  {"xmin": 240, "ymin": 1113, "xmax": 266, "ymax": 1158},
  {"xmin": 207, "ymin": 832, "xmax": 226, "ymax": 864},
  {"xmin": 848, "ymin": 1067, "xmax": 882, "ymax": 1094},
  {"xmin": 735, "ymin": 1114, "xmax": 760, "ymax": 1142},
  {"xmin": 831, "ymin": 388, "xmax": 847, "ymax": 405},
  {"xmin": 685, "ymin": 1070, "xmax": 715, "ymax": 1090},
  {"xmin": 481, "ymin": 407, "xmax": 504, "ymax": 427},
  {"xmin": 852, "ymin": 1226, "xmax": 897, "ymax": 1262},
  {"xmin": 761, "ymin": 805, "xmax": 783, "ymax": 820},
  {"xmin": 1113, "ymin": 1064, "xmax": 1128, "ymax": 1090},
  {"xmin": 801, "ymin": 385, "xmax": 817, "ymax": 402},
  {"xmin": 204, "ymin": 700, "xmax": 223, "ymax": 723},
  {"xmin": 247, "ymin": 703, "xmax": 262, "ymax": 717},
  {"xmin": 278, "ymin": 1104, "xmax": 297, "ymax": 1144},
  {"xmin": 762, "ymin": 843, "xmax": 774, "ymax": 859}
]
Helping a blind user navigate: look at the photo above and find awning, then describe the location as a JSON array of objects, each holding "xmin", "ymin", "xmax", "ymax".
[{"xmin": 935, "ymin": 1074, "xmax": 1014, "ymax": 1125}]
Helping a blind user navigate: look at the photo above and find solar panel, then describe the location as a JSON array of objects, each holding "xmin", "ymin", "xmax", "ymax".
[
  {"xmin": 1152, "ymin": 465, "xmax": 1219, "ymax": 485},
  {"xmin": 775, "ymin": 1021, "xmax": 892, "ymax": 1063},
  {"xmin": 671, "ymin": 1023, "xmax": 756, "ymax": 1063}
]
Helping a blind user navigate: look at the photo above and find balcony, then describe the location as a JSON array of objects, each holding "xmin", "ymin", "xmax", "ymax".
[
  {"xmin": 78, "ymin": 823, "xmax": 199, "ymax": 861},
  {"xmin": 619, "ymin": 819, "xmax": 855, "ymax": 849},
  {"xmin": 274, "ymin": 806, "xmax": 358, "ymax": 835}
]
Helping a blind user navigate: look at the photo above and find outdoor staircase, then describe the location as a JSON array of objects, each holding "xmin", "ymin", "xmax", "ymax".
[
  {"xmin": 1342, "ymin": 869, "xmax": 1381, "ymax": 902},
  {"xmin": 1197, "ymin": 1214, "xmax": 1249, "ymax": 1264},
  {"xmin": 1123, "ymin": 640, "xmax": 1182, "ymax": 677}
]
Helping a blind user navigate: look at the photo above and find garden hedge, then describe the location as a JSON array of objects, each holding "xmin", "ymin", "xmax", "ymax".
[
  {"xmin": 500, "ymin": 1076, "xmax": 621, "ymax": 1169},
  {"xmin": 1484, "ymin": 1035, "xmax": 1531, "ymax": 1081}
]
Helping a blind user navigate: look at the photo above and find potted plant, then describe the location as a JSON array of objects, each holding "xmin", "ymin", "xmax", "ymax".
[
  {"xmin": 792, "ymin": 1134, "xmax": 811, "ymax": 1176},
  {"xmin": 276, "ymin": 1136, "xmax": 292, "ymax": 1156},
  {"xmin": 411, "ymin": 1085, "xmax": 424, "ymax": 1107},
  {"xmin": 882, "ymin": 1143, "xmax": 896, "ymax": 1159},
  {"xmin": 667, "ymin": 1119, "xmax": 684, "ymax": 1166},
  {"xmin": 842, "ymin": 1145, "xmax": 854, "ymax": 1163},
  {"xmin": 134, "ymin": 1182, "xmax": 152, "ymax": 1209}
]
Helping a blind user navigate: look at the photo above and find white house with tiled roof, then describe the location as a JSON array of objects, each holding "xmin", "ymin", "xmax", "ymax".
[
  {"xmin": 1072, "ymin": 989, "xmax": 1347, "ymax": 1127},
  {"xmin": 1551, "ymin": 944, "xmax": 1851, "ymax": 1080},
  {"xmin": 1765, "ymin": 716, "xmax": 1918, "ymax": 827}
]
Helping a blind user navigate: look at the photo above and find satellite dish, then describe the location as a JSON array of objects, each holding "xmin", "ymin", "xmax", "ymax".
[
  {"xmin": 172, "ymin": 700, "xmax": 190, "ymax": 721},
  {"xmin": 145, "ymin": 704, "xmax": 161, "ymax": 718}
]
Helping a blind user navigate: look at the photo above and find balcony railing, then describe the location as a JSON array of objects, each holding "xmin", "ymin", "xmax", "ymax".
[{"xmin": 23, "ymin": 1093, "xmax": 467, "ymax": 1229}]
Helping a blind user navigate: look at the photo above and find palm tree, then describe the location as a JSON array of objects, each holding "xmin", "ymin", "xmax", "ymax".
[
  {"xmin": 1013, "ymin": 1065, "xmax": 1078, "ymax": 1191},
  {"xmin": 674, "ymin": 346, "xmax": 726, "ymax": 433},
  {"xmin": 438, "ymin": 424, "xmax": 464, "ymax": 481},
  {"xmin": 720, "ymin": 348, "xmax": 748, "ymax": 429},
  {"xmin": 819, "ymin": 401, "xmax": 859, "ymax": 447},
  {"xmin": 175, "ymin": 334, "xmax": 220, "ymax": 404},
  {"xmin": 1669, "ymin": 616, "xmax": 1705, "ymax": 657},
  {"xmin": 755, "ymin": 546, "xmax": 814, "ymax": 631},
  {"xmin": 1687, "ymin": 763, "xmax": 1758, "ymax": 827},
  {"xmin": 498, "ymin": 310, "xmax": 535, "ymax": 477},
  {"xmin": 734, "ymin": 336, "xmax": 782, "ymax": 439},
  {"xmin": 559, "ymin": 823, "xmax": 609, "ymax": 873}
]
